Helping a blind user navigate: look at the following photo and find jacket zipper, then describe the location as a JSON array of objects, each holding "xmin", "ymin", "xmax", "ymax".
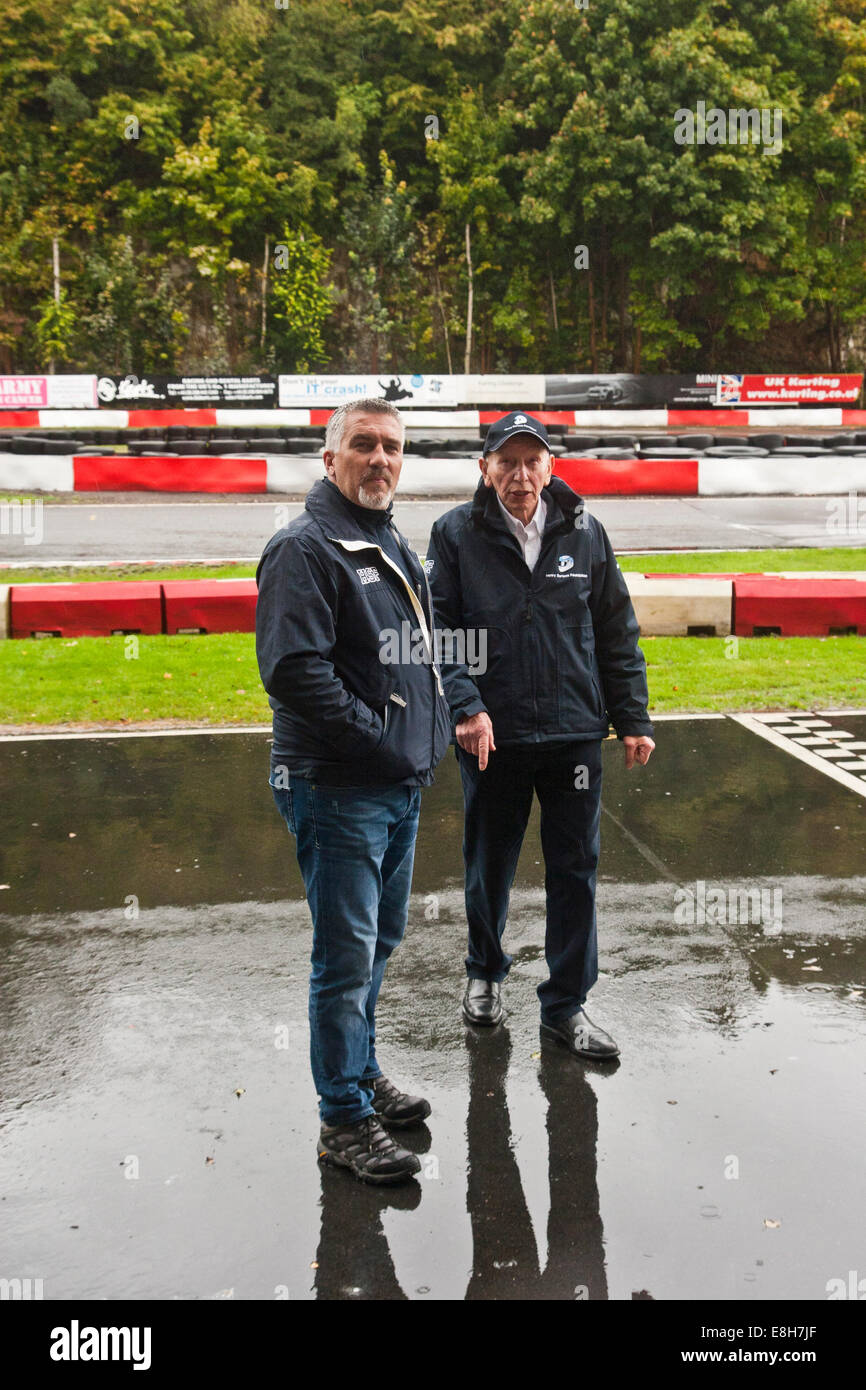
[{"xmin": 330, "ymin": 533, "xmax": 444, "ymax": 772}]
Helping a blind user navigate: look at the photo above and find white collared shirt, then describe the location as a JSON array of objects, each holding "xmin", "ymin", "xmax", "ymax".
[{"xmin": 496, "ymin": 492, "xmax": 547, "ymax": 571}]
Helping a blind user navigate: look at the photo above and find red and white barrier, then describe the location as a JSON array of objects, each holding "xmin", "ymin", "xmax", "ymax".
[
  {"xmin": 3, "ymin": 451, "xmax": 866, "ymax": 497},
  {"xmin": 0, "ymin": 456, "xmax": 76, "ymax": 491},
  {"xmin": 5, "ymin": 573, "xmax": 865, "ymax": 640},
  {"xmin": 696, "ymin": 456, "xmax": 866, "ymax": 496},
  {"xmin": 5, "ymin": 405, "xmax": 866, "ymax": 432},
  {"xmin": 73, "ymin": 455, "xmax": 269, "ymax": 493},
  {"xmin": 554, "ymin": 458, "xmax": 698, "ymax": 495}
]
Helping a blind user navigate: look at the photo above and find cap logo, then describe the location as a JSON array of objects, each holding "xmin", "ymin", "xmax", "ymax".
[{"xmin": 513, "ymin": 414, "xmax": 527, "ymax": 425}]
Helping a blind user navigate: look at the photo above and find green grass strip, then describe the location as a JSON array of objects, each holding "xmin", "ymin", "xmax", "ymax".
[
  {"xmin": 617, "ymin": 547, "xmax": 866, "ymax": 572},
  {"xmin": 0, "ymin": 561, "xmax": 258, "ymax": 585},
  {"xmin": 0, "ymin": 631, "xmax": 864, "ymax": 726},
  {"xmin": 2, "ymin": 546, "xmax": 866, "ymax": 587}
]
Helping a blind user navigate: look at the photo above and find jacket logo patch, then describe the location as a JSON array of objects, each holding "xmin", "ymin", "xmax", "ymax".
[
  {"xmin": 558, "ymin": 555, "xmax": 574, "ymax": 572},
  {"xmin": 356, "ymin": 566, "xmax": 381, "ymax": 585}
]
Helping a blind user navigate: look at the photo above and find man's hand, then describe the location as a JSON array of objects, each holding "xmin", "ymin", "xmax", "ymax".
[
  {"xmin": 623, "ymin": 735, "xmax": 655, "ymax": 769},
  {"xmin": 456, "ymin": 712, "xmax": 496, "ymax": 770}
]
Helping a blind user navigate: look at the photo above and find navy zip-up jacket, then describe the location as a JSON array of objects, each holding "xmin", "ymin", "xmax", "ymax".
[
  {"xmin": 255, "ymin": 477, "xmax": 451, "ymax": 786},
  {"xmin": 426, "ymin": 475, "xmax": 653, "ymax": 744}
]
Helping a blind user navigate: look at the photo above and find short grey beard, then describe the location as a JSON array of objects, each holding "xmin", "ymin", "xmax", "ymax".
[{"xmin": 357, "ymin": 484, "xmax": 393, "ymax": 509}]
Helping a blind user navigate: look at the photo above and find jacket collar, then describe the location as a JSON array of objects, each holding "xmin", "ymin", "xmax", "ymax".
[{"xmin": 305, "ymin": 476, "xmax": 395, "ymax": 540}]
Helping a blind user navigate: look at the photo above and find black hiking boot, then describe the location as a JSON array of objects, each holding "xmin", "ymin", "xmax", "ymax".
[
  {"xmin": 369, "ymin": 1073, "xmax": 432, "ymax": 1129},
  {"xmin": 317, "ymin": 1114, "xmax": 421, "ymax": 1185}
]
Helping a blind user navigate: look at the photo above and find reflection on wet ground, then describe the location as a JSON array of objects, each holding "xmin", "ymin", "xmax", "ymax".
[{"xmin": 0, "ymin": 720, "xmax": 864, "ymax": 1299}]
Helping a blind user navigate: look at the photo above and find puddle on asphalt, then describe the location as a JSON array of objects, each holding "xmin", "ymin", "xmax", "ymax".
[{"xmin": 1, "ymin": 722, "xmax": 864, "ymax": 1299}]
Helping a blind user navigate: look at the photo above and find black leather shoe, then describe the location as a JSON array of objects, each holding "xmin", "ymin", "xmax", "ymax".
[
  {"xmin": 462, "ymin": 978, "xmax": 503, "ymax": 1026},
  {"xmin": 317, "ymin": 1115, "xmax": 421, "ymax": 1185},
  {"xmin": 540, "ymin": 1008, "xmax": 619, "ymax": 1059},
  {"xmin": 369, "ymin": 1073, "xmax": 431, "ymax": 1128}
]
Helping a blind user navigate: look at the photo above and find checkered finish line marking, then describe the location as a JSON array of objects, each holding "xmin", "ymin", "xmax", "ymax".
[{"xmin": 729, "ymin": 712, "xmax": 866, "ymax": 798}]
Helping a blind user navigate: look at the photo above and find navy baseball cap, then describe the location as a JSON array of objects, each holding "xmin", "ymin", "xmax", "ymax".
[{"xmin": 482, "ymin": 410, "xmax": 550, "ymax": 456}]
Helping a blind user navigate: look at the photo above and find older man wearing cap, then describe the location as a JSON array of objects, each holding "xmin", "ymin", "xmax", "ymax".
[{"xmin": 426, "ymin": 411, "xmax": 655, "ymax": 1058}]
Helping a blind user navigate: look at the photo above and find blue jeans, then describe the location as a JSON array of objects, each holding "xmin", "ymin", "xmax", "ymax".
[{"xmin": 270, "ymin": 773, "xmax": 421, "ymax": 1126}]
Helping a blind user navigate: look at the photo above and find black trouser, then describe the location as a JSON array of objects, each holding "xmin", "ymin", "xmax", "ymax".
[{"xmin": 457, "ymin": 739, "xmax": 602, "ymax": 1023}]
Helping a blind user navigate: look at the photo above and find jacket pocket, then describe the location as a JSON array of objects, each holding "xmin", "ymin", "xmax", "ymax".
[
  {"xmin": 558, "ymin": 620, "xmax": 606, "ymax": 726},
  {"xmin": 367, "ymin": 690, "xmax": 415, "ymax": 777},
  {"xmin": 470, "ymin": 624, "xmax": 512, "ymax": 714}
]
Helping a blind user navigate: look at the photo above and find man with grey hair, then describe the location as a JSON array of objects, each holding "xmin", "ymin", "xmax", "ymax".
[{"xmin": 256, "ymin": 398, "xmax": 451, "ymax": 1184}]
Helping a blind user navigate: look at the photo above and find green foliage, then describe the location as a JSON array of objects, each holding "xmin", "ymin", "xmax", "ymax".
[
  {"xmin": 34, "ymin": 291, "xmax": 76, "ymax": 367},
  {"xmin": 268, "ymin": 226, "xmax": 334, "ymax": 371},
  {"xmin": 3, "ymin": 0, "xmax": 866, "ymax": 372}
]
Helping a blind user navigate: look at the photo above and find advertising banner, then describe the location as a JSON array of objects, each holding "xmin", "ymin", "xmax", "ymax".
[
  {"xmin": 714, "ymin": 374, "xmax": 862, "ymax": 405},
  {"xmin": 78, "ymin": 371, "xmax": 864, "ymax": 413},
  {"xmin": 97, "ymin": 375, "xmax": 278, "ymax": 407},
  {"xmin": 278, "ymin": 373, "xmax": 459, "ymax": 408},
  {"xmin": 544, "ymin": 375, "xmax": 720, "ymax": 408},
  {"xmin": 461, "ymin": 374, "xmax": 547, "ymax": 403},
  {"xmin": 546, "ymin": 373, "xmax": 863, "ymax": 408},
  {"xmin": 0, "ymin": 375, "xmax": 97, "ymax": 409}
]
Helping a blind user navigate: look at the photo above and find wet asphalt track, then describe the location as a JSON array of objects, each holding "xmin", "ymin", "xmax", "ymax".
[
  {"xmin": 2, "ymin": 496, "xmax": 866, "ymax": 567},
  {"xmin": 1, "ymin": 717, "xmax": 864, "ymax": 1300}
]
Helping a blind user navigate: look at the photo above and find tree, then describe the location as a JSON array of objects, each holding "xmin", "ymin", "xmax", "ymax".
[{"xmin": 268, "ymin": 227, "xmax": 334, "ymax": 372}]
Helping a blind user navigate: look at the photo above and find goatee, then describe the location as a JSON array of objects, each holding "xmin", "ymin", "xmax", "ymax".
[{"xmin": 357, "ymin": 484, "xmax": 393, "ymax": 509}]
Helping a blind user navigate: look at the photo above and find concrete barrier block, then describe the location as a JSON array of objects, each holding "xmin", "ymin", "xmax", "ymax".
[
  {"xmin": 733, "ymin": 577, "xmax": 866, "ymax": 636},
  {"xmin": 625, "ymin": 575, "xmax": 733, "ymax": 635},
  {"xmin": 0, "ymin": 584, "xmax": 9, "ymax": 639},
  {"xmin": 10, "ymin": 581, "xmax": 163, "ymax": 638},
  {"xmin": 163, "ymin": 579, "xmax": 257, "ymax": 634}
]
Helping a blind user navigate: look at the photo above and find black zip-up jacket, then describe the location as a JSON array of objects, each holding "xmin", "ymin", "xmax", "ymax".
[
  {"xmin": 255, "ymin": 477, "xmax": 451, "ymax": 786},
  {"xmin": 426, "ymin": 475, "xmax": 653, "ymax": 743}
]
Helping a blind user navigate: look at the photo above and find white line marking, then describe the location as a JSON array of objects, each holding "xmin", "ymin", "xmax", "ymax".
[
  {"xmin": 0, "ymin": 713, "xmax": 725, "ymax": 744},
  {"xmin": 641, "ymin": 712, "xmax": 725, "ymax": 721},
  {"xmin": 729, "ymin": 713, "xmax": 866, "ymax": 799},
  {"xmin": 0, "ymin": 708, "xmax": 858, "ymax": 745}
]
